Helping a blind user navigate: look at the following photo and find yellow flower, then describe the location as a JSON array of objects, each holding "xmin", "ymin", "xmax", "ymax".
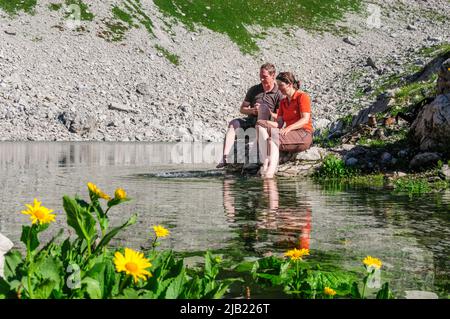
[
  {"xmin": 363, "ymin": 256, "xmax": 382, "ymax": 269},
  {"xmin": 21, "ymin": 198, "xmax": 56, "ymax": 225},
  {"xmin": 114, "ymin": 188, "xmax": 127, "ymax": 200},
  {"xmin": 324, "ymin": 287, "xmax": 337, "ymax": 296},
  {"xmin": 114, "ymin": 248, "xmax": 152, "ymax": 283},
  {"xmin": 153, "ymin": 225, "xmax": 170, "ymax": 238},
  {"xmin": 87, "ymin": 182, "xmax": 111, "ymax": 200},
  {"xmin": 284, "ymin": 248, "xmax": 310, "ymax": 261}
]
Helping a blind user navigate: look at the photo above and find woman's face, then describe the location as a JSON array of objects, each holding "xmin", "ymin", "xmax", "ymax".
[{"xmin": 277, "ymin": 80, "xmax": 291, "ymax": 95}]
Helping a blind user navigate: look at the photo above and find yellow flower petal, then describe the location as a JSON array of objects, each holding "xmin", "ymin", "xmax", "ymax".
[
  {"xmin": 113, "ymin": 248, "xmax": 152, "ymax": 283},
  {"xmin": 153, "ymin": 225, "xmax": 170, "ymax": 238},
  {"xmin": 363, "ymin": 256, "xmax": 382, "ymax": 269},
  {"xmin": 20, "ymin": 198, "xmax": 56, "ymax": 225},
  {"xmin": 284, "ymin": 248, "xmax": 309, "ymax": 261}
]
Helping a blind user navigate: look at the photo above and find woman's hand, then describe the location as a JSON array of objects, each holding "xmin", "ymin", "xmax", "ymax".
[{"xmin": 280, "ymin": 126, "xmax": 292, "ymax": 136}]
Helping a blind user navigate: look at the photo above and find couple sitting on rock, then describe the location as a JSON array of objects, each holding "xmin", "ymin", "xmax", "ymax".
[{"xmin": 217, "ymin": 63, "xmax": 314, "ymax": 178}]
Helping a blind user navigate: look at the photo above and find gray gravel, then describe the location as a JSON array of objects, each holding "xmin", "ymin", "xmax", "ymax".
[{"xmin": 0, "ymin": 0, "xmax": 449, "ymax": 142}]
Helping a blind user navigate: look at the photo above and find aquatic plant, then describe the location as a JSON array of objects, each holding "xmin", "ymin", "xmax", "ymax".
[
  {"xmin": 0, "ymin": 183, "xmax": 237, "ymax": 299},
  {"xmin": 236, "ymin": 252, "xmax": 394, "ymax": 299},
  {"xmin": 315, "ymin": 154, "xmax": 358, "ymax": 179}
]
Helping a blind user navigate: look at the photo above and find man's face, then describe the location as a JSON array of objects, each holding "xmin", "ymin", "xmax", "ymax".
[{"xmin": 260, "ymin": 69, "xmax": 275, "ymax": 87}]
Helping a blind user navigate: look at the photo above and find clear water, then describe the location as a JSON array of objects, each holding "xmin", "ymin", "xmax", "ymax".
[{"xmin": 0, "ymin": 142, "xmax": 448, "ymax": 298}]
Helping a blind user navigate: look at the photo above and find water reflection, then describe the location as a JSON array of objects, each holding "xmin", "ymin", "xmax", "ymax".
[
  {"xmin": 223, "ymin": 177, "xmax": 311, "ymax": 254},
  {"xmin": 0, "ymin": 142, "xmax": 448, "ymax": 297}
]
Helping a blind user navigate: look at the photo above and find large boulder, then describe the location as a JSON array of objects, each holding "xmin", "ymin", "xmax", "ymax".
[
  {"xmin": 409, "ymin": 152, "xmax": 441, "ymax": 170},
  {"xmin": 0, "ymin": 233, "xmax": 14, "ymax": 278},
  {"xmin": 411, "ymin": 59, "xmax": 450, "ymax": 152}
]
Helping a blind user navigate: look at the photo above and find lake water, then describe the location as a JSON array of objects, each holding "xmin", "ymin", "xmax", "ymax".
[{"xmin": 0, "ymin": 142, "xmax": 448, "ymax": 298}]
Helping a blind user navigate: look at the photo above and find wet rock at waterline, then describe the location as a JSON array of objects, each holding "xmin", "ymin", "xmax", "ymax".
[{"xmin": 409, "ymin": 152, "xmax": 442, "ymax": 170}]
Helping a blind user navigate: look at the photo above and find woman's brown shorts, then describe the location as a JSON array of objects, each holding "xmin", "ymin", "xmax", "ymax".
[{"xmin": 256, "ymin": 120, "xmax": 313, "ymax": 153}]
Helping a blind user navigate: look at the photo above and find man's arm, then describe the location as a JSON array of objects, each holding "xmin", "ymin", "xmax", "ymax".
[{"xmin": 240, "ymin": 101, "xmax": 257, "ymax": 116}]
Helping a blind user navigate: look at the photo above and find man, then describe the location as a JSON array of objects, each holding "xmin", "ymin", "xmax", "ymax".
[{"xmin": 217, "ymin": 63, "xmax": 283, "ymax": 168}]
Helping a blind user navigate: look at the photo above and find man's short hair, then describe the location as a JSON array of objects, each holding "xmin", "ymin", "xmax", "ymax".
[{"xmin": 260, "ymin": 63, "xmax": 276, "ymax": 75}]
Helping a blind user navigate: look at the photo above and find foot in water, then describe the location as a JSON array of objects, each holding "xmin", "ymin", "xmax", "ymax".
[{"xmin": 216, "ymin": 156, "xmax": 228, "ymax": 169}]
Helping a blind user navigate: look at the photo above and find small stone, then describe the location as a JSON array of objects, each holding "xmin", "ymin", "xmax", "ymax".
[
  {"xmin": 380, "ymin": 152, "xmax": 392, "ymax": 164},
  {"xmin": 427, "ymin": 36, "xmax": 442, "ymax": 42},
  {"xmin": 108, "ymin": 102, "xmax": 139, "ymax": 114},
  {"xmin": 366, "ymin": 57, "xmax": 378, "ymax": 70},
  {"xmin": 136, "ymin": 83, "xmax": 151, "ymax": 96},
  {"xmin": 345, "ymin": 157, "xmax": 358, "ymax": 166},
  {"xmin": 407, "ymin": 24, "xmax": 418, "ymax": 31},
  {"xmin": 343, "ymin": 36, "xmax": 357, "ymax": 46}
]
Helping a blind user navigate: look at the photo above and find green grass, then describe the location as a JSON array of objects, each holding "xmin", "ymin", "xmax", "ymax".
[
  {"xmin": 0, "ymin": 0, "xmax": 37, "ymax": 15},
  {"xmin": 100, "ymin": 0, "xmax": 154, "ymax": 42},
  {"xmin": 153, "ymin": 0, "xmax": 362, "ymax": 54},
  {"xmin": 48, "ymin": 3, "xmax": 63, "ymax": 11},
  {"xmin": 357, "ymin": 137, "xmax": 386, "ymax": 148},
  {"xmin": 155, "ymin": 45, "xmax": 180, "ymax": 66},
  {"xmin": 64, "ymin": 0, "xmax": 94, "ymax": 21},
  {"xmin": 314, "ymin": 154, "xmax": 358, "ymax": 179}
]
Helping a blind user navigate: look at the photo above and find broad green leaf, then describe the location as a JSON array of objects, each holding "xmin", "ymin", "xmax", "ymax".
[
  {"xmin": 118, "ymin": 287, "xmax": 139, "ymax": 299},
  {"xmin": 165, "ymin": 268, "xmax": 187, "ymax": 299},
  {"xmin": 34, "ymin": 279, "xmax": 58, "ymax": 299},
  {"xmin": 376, "ymin": 282, "xmax": 394, "ymax": 299},
  {"xmin": 63, "ymin": 196, "xmax": 97, "ymax": 243},
  {"xmin": 81, "ymin": 277, "xmax": 102, "ymax": 299},
  {"xmin": 3, "ymin": 251, "xmax": 24, "ymax": 280},
  {"xmin": 38, "ymin": 256, "xmax": 63, "ymax": 286},
  {"xmin": 94, "ymin": 214, "xmax": 137, "ymax": 254},
  {"xmin": 20, "ymin": 225, "xmax": 40, "ymax": 253},
  {"xmin": 233, "ymin": 261, "xmax": 254, "ymax": 272}
]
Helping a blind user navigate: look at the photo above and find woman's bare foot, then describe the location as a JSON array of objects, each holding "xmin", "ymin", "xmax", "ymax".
[{"xmin": 216, "ymin": 156, "xmax": 228, "ymax": 168}]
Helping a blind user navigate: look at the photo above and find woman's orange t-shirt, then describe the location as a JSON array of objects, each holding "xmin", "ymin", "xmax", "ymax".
[{"xmin": 277, "ymin": 90, "xmax": 313, "ymax": 133}]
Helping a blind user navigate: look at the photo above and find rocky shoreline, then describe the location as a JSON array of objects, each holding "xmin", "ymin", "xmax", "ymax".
[{"xmin": 0, "ymin": 0, "xmax": 449, "ymax": 142}]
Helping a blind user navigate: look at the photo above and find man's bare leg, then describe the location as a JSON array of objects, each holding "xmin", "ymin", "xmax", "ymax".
[{"xmin": 217, "ymin": 120, "xmax": 240, "ymax": 168}]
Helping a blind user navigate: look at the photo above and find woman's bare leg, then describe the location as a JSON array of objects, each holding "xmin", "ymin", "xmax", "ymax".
[{"xmin": 264, "ymin": 130, "xmax": 280, "ymax": 179}]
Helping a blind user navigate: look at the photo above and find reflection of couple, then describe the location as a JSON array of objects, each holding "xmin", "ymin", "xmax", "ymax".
[
  {"xmin": 223, "ymin": 178, "xmax": 311, "ymax": 251},
  {"xmin": 217, "ymin": 63, "xmax": 314, "ymax": 178}
]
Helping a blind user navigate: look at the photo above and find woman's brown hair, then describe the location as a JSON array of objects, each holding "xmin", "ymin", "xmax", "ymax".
[{"xmin": 276, "ymin": 72, "xmax": 300, "ymax": 90}]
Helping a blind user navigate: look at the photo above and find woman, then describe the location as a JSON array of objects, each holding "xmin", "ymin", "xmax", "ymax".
[{"xmin": 256, "ymin": 72, "xmax": 314, "ymax": 178}]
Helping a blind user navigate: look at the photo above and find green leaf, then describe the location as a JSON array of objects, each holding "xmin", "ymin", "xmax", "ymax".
[
  {"xmin": 118, "ymin": 287, "xmax": 139, "ymax": 299},
  {"xmin": 107, "ymin": 197, "xmax": 131, "ymax": 209},
  {"xmin": 0, "ymin": 278, "xmax": 12, "ymax": 298},
  {"xmin": 351, "ymin": 282, "xmax": 362, "ymax": 299},
  {"xmin": 38, "ymin": 256, "xmax": 62, "ymax": 286},
  {"xmin": 20, "ymin": 225, "xmax": 41, "ymax": 253},
  {"xmin": 165, "ymin": 268, "xmax": 187, "ymax": 299},
  {"xmin": 94, "ymin": 214, "xmax": 137, "ymax": 254},
  {"xmin": 81, "ymin": 277, "xmax": 102, "ymax": 299},
  {"xmin": 34, "ymin": 279, "xmax": 58, "ymax": 299},
  {"xmin": 233, "ymin": 261, "xmax": 254, "ymax": 272},
  {"xmin": 63, "ymin": 196, "xmax": 97, "ymax": 243},
  {"xmin": 376, "ymin": 282, "xmax": 394, "ymax": 299},
  {"xmin": 3, "ymin": 251, "xmax": 24, "ymax": 280},
  {"xmin": 85, "ymin": 259, "xmax": 116, "ymax": 298}
]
